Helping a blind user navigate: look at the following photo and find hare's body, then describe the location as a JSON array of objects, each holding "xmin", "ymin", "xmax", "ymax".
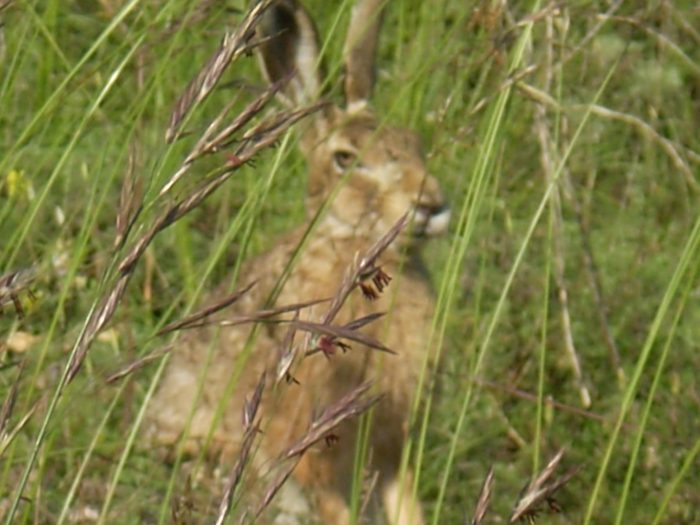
[
  {"xmin": 147, "ymin": 2, "xmax": 449, "ymax": 524},
  {"xmin": 151, "ymin": 226, "xmax": 434, "ymax": 523}
]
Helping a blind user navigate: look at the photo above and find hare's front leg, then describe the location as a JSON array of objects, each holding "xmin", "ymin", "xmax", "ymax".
[
  {"xmin": 382, "ymin": 470, "xmax": 425, "ymax": 525},
  {"xmin": 315, "ymin": 491, "xmax": 351, "ymax": 525},
  {"xmin": 294, "ymin": 454, "xmax": 351, "ymax": 525}
]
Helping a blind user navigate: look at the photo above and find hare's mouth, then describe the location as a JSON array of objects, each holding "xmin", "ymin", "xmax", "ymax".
[{"xmin": 412, "ymin": 203, "xmax": 451, "ymax": 237}]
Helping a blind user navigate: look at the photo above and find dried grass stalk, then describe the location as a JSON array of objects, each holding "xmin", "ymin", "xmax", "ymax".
[
  {"xmin": 470, "ymin": 466, "xmax": 494, "ymax": 525},
  {"xmin": 284, "ymin": 383, "xmax": 383, "ymax": 459},
  {"xmin": 531, "ymin": 13, "xmax": 590, "ymax": 408},
  {"xmin": 509, "ymin": 449, "xmax": 577, "ymax": 523},
  {"xmin": 0, "ymin": 266, "xmax": 36, "ymax": 317},
  {"xmin": 161, "ymin": 78, "xmax": 288, "ymax": 196},
  {"xmin": 275, "ymin": 311, "xmax": 299, "ymax": 384},
  {"xmin": 156, "ymin": 282, "xmax": 258, "ymax": 336},
  {"xmin": 321, "ymin": 213, "xmax": 408, "ymax": 325},
  {"xmin": 193, "ymin": 297, "xmax": 329, "ymax": 330},
  {"xmin": 105, "ymin": 345, "xmax": 173, "ymax": 384},
  {"xmin": 114, "ymin": 144, "xmax": 143, "ymax": 249},
  {"xmin": 0, "ymin": 362, "xmax": 39, "ymax": 457},
  {"xmin": 249, "ymin": 382, "xmax": 382, "ymax": 522},
  {"xmin": 296, "ymin": 317, "xmax": 393, "ymax": 357},
  {"xmin": 68, "ymin": 102, "xmax": 322, "ymax": 383},
  {"xmin": 165, "ymin": 0, "xmax": 275, "ymax": 144},
  {"xmin": 0, "ymin": 359, "xmax": 23, "ymax": 438},
  {"xmin": 214, "ymin": 373, "xmax": 266, "ymax": 525}
]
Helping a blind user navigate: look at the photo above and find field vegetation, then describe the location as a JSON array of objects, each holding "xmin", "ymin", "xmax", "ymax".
[{"xmin": 1, "ymin": 0, "xmax": 699, "ymax": 523}]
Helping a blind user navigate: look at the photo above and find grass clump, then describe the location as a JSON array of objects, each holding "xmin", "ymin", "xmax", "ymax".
[{"xmin": 1, "ymin": 1, "xmax": 700, "ymax": 524}]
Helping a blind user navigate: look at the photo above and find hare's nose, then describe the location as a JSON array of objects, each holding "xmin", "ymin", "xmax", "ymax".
[
  {"xmin": 413, "ymin": 203, "xmax": 450, "ymax": 237},
  {"xmin": 429, "ymin": 202, "xmax": 449, "ymax": 214},
  {"xmin": 427, "ymin": 204, "xmax": 451, "ymax": 235},
  {"xmin": 415, "ymin": 202, "xmax": 446, "ymax": 217}
]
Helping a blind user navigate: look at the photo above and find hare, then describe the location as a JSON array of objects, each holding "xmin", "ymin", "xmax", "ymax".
[{"xmin": 146, "ymin": 1, "xmax": 450, "ymax": 524}]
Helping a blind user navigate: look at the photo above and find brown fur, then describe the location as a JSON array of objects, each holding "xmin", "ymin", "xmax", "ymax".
[{"xmin": 146, "ymin": 2, "xmax": 449, "ymax": 524}]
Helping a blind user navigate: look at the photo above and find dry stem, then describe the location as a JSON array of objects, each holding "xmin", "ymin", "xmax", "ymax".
[
  {"xmin": 470, "ymin": 466, "xmax": 494, "ymax": 525},
  {"xmin": 532, "ymin": 12, "xmax": 590, "ymax": 408}
]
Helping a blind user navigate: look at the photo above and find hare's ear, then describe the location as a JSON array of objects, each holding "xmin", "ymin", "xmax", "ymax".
[
  {"xmin": 256, "ymin": 0, "xmax": 322, "ymax": 107},
  {"xmin": 343, "ymin": 0, "xmax": 385, "ymax": 109}
]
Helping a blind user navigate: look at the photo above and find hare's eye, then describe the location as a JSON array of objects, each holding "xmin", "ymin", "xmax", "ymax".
[{"xmin": 332, "ymin": 150, "xmax": 358, "ymax": 171}]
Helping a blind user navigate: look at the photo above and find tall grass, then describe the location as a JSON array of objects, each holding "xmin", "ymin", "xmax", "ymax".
[{"xmin": 1, "ymin": 0, "xmax": 699, "ymax": 523}]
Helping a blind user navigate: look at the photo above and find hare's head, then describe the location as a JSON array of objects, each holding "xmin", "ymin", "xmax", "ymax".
[{"xmin": 257, "ymin": 0, "xmax": 450, "ymax": 242}]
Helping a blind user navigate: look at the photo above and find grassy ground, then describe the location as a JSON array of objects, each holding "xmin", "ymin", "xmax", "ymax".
[{"xmin": 1, "ymin": 0, "xmax": 700, "ymax": 523}]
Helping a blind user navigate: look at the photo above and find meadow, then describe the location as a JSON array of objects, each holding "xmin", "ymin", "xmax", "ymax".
[{"xmin": 1, "ymin": 0, "xmax": 699, "ymax": 523}]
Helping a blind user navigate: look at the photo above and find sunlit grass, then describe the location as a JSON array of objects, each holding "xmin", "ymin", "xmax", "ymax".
[{"xmin": 1, "ymin": 1, "xmax": 699, "ymax": 523}]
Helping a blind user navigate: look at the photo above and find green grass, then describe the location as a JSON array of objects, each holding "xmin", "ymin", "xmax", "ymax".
[{"xmin": 2, "ymin": 0, "xmax": 700, "ymax": 523}]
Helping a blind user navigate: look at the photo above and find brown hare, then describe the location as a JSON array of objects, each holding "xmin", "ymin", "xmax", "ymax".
[{"xmin": 147, "ymin": 1, "xmax": 450, "ymax": 524}]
